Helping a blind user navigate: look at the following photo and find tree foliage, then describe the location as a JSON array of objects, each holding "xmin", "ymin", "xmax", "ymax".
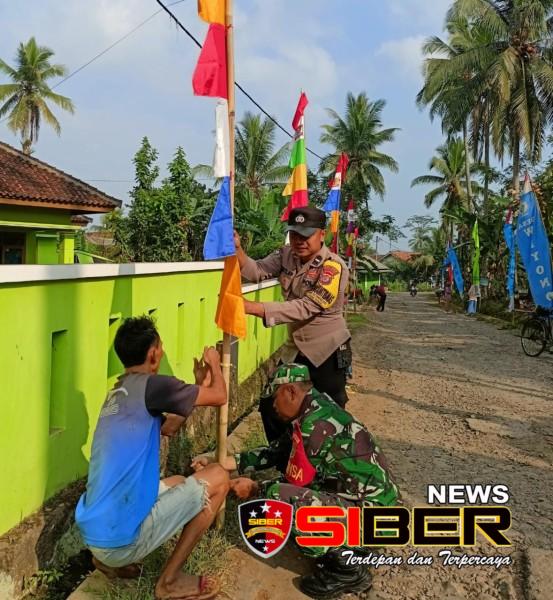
[{"xmin": 0, "ymin": 37, "xmax": 74, "ymax": 153}]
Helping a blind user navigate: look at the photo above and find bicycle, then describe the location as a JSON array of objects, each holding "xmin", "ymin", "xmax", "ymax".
[{"xmin": 520, "ymin": 306, "xmax": 553, "ymax": 357}]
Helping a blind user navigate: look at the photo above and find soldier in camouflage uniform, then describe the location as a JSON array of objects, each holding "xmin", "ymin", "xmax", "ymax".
[{"xmin": 226, "ymin": 364, "xmax": 399, "ymax": 598}]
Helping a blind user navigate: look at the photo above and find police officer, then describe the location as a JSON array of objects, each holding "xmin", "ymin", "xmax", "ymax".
[{"xmin": 234, "ymin": 206, "xmax": 352, "ymax": 443}]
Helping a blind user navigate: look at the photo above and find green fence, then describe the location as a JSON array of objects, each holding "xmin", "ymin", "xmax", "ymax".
[{"xmin": 0, "ymin": 263, "xmax": 286, "ymax": 536}]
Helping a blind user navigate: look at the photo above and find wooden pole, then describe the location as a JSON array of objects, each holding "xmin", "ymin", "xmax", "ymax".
[{"xmin": 215, "ymin": 0, "xmax": 236, "ymax": 528}]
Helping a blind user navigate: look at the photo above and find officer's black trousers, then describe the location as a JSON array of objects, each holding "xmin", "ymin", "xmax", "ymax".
[
  {"xmin": 377, "ymin": 295, "xmax": 387, "ymax": 312},
  {"xmin": 259, "ymin": 345, "xmax": 350, "ymax": 445}
]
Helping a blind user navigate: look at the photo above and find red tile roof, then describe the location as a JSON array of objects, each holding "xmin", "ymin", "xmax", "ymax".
[
  {"xmin": 0, "ymin": 141, "xmax": 121, "ymax": 212},
  {"xmin": 380, "ymin": 251, "xmax": 421, "ymax": 263}
]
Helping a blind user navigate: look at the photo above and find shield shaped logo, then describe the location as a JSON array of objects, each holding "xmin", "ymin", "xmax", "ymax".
[{"xmin": 238, "ymin": 499, "xmax": 293, "ymax": 559}]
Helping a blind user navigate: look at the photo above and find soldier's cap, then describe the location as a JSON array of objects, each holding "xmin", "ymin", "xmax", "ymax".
[
  {"xmin": 264, "ymin": 363, "xmax": 312, "ymax": 396},
  {"xmin": 286, "ymin": 206, "xmax": 326, "ymax": 238}
]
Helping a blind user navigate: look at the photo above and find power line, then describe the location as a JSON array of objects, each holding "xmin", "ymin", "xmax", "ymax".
[
  {"xmin": 154, "ymin": 0, "xmax": 325, "ymax": 161},
  {"xmin": 53, "ymin": 0, "xmax": 188, "ymax": 90},
  {"xmin": 0, "ymin": 0, "xmax": 187, "ymax": 124}
]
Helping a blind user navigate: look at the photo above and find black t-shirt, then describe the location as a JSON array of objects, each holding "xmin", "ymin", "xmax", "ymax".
[{"xmin": 143, "ymin": 374, "xmax": 199, "ymax": 418}]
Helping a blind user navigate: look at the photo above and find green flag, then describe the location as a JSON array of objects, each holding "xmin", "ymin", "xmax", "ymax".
[{"xmin": 472, "ymin": 220, "xmax": 480, "ymax": 285}]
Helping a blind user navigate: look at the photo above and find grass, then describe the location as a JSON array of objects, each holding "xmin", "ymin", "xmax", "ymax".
[
  {"xmin": 98, "ymin": 521, "xmax": 235, "ymax": 600},
  {"xmin": 346, "ymin": 312, "xmax": 368, "ymax": 332}
]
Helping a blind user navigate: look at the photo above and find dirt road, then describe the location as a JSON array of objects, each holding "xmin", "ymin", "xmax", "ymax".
[{"xmin": 229, "ymin": 292, "xmax": 553, "ymax": 600}]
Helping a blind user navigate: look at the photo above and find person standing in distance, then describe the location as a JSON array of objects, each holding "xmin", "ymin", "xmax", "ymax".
[{"xmin": 234, "ymin": 206, "xmax": 352, "ymax": 444}]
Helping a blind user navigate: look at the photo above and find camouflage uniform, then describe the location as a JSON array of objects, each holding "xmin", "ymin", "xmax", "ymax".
[{"xmin": 236, "ymin": 366, "xmax": 399, "ymax": 557}]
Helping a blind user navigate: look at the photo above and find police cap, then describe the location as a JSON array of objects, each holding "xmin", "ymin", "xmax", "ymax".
[{"xmin": 286, "ymin": 206, "xmax": 326, "ymax": 237}]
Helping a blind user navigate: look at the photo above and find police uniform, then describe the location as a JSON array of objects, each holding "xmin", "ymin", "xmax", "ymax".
[
  {"xmin": 235, "ymin": 364, "xmax": 400, "ymax": 560},
  {"xmin": 240, "ymin": 207, "xmax": 352, "ymax": 442}
]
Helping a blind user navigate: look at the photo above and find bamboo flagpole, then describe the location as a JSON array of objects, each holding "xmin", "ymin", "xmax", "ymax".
[{"xmin": 215, "ymin": 0, "xmax": 236, "ymax": 527}]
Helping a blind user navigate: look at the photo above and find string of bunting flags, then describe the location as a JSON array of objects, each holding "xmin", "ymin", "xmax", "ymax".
[{"xmin": 195, "ymin": 0, "xmax": 247, "ymax": 339}]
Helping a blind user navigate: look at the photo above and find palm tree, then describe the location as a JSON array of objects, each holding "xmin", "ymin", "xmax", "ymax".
[
  {"xmin": 234, "ymin": 113, "xmax": 291, "ymax": 203},
  {"xmin": 319, "ymin": 92, "xmax": 399, "ymax": 205},
  {"xmin": 421, "ymin": 1, "xmax": 553, "ymax": 195},
  {"xmin": 0, "ymin": 37, "xmax": 74, "ymax": 154},
  {"xmin": 411, "ymin": 138, "xmax": 480, "ymax": 212},
  {"xmin": 195, "ymin": 113, "xmax": 290, "ymax": 206}
]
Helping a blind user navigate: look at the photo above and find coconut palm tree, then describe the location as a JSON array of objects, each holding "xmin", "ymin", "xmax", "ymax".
[
  {"xmin": 234, "ymin": 113, "xmax": 291, "ymax": 202},
  {"xmin": 195, "ymin": 113, "xmax": 291, "ymax": 207},
  {"xmin": 0, "ymin": 37, "xmax": 74, "ymax": 154},
  {"xmin": 411, "ymin": 138, "xmax": 480, "ymax": 212},
  {"xmin": 319, "ymin": 92, "xmax": 399, "ymax": 205},
  {"xmin": 420, "ymin": 1, "xmax": 553, "ymax": 196}
]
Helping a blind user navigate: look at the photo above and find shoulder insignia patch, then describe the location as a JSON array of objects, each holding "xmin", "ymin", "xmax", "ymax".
[{"xmin": 306, "ymin": 260, "xmax": 342, "ymax": 309}]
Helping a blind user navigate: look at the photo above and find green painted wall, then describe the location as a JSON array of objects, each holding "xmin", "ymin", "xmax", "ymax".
[
  {"xmin": 0, "ymin": 272, "xmax": 286, "ymax": 536},
  {"xmin": 0, "ymin": 206, "xmax": 73, "ymax": 226},
  {"xmin": 36, "ymin": 234, "xmax": 59, "ymax": 264}
]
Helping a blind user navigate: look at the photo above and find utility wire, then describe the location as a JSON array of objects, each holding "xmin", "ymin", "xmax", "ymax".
[
  {"xmin": 52, "ymin": 0, "xmax": 188, "ymax": 90},
  {"xmin": 0, "ymin": 0, "xmax": 187, "ymax": 124},
  {"xmin": 155, "ymin": 0, "xmax": 325, "ymax": 161}
]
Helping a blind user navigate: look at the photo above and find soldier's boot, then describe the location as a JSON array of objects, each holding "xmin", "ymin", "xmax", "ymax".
[
  {"xmin": 314, "ymin": 548, "xmax": 359, "ymax": 576},
  {"xmin": 299, "ymin": 566, "xmax": 372, "ymax": 599},
  {"xmin": 300, "ymin": 551, "xmax": 372, "ymax": 599}
]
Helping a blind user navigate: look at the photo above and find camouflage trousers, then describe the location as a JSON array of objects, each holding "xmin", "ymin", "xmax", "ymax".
[{"xmin": 265, "ymin": 481, "xmax": 357, "ymax": 558}]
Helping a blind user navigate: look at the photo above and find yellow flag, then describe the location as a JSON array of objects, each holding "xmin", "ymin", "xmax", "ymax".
[
  {"xmin": 198, "ymin": 0, "xmax": 226, "ymax": 25},
  {"xmin": 215, "ymin": 256, "xmax": 247, "ymax": 339}
]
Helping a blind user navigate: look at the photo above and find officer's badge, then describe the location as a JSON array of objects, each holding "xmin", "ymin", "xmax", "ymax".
[
  {"xmin": 238, "ymin": 499, "xmax": 293, "ymax": 559},
  {"xmin": 306, "ymin": 259, "xmax": 342, "ymax": 308}
]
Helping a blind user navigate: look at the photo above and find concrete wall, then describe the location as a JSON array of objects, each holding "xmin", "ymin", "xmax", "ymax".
[{"xmin": 0, "ymin": 263, "xmax": 286, "ymax": 536}]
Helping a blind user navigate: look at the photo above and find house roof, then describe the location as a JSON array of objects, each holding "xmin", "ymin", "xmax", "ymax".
[
  {"xmin": 380, "ymin": 251, "xmax": 421, "ymax": 263},
  {"xmin": 0, "ymin": 141, "xmax": 121, "ymax": 213},
  {"xmin": 357, "ymin": 256, "xmax": 393, "ymax": 274}
]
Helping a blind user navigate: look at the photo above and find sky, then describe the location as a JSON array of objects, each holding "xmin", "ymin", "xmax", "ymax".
[{"xmin": 0, "ymin": 0, "xmax": 453, "ymax": 247}]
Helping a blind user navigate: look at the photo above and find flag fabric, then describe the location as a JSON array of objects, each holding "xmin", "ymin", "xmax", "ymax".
[
  {"xmin": 444, "ymin": 247, "xmax": 464, "ymax": 296},
  {"xmin": 215, "ymin": 255, "xmax": 247, "ymax": 339},
  {"xmin": 471, "ymin": 220, "xmax": 480, "ymax": 285},
  {"xmin": 282, "ymin": 93, "xmax": 309, "ymax": 221},
  {"xmin": 204, "ymin": 177, "xmax": 234, "ymax": 259},
  {"xmin": 516, "ymin": 176, "xmax": 553, "ymax": 309},
  {"xmin": 192, "ymin": 24, "xmax": 228, "ymax": 98},
  {"xmin": 213, "ymin": 99, "xmax": 230, "ymax": 177},
  {"xmin": 323, "ymin": 153, "xmax": 349, "ymax": 235},
  {"xmin": 503, "ymin": 209, "xmax": 516, "ymax": 312},
  {"xmin": 198, "ymin": 0, "xmax": 225, "ymax": 25},
  {"xmin": 345, "ymin": 199, "xmax": 356, "ymax": 260}
]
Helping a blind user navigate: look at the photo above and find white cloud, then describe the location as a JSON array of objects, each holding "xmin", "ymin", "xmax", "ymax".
[
  {"xmin": 386, "ymin": 0, "xmax": 451, "ymax": 30},
  {"xmin": 376, "ymin": 36, "xmax": 426, "ymax": 85}
]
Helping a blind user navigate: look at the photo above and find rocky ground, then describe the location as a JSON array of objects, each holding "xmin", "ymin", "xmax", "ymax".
[{"xmin": 225, "ymin": 293, "xmax": 553, "ymax": 600}]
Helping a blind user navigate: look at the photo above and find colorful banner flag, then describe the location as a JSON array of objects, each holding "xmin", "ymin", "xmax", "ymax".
[
  {"xmin": 345, "ymin": 199, "xmax": 357, "ymax": 263},
  {"xmin": 516, "ymin": 176, "xmax": 553, "ymax": 309},
  {"xmin": 215, "ymin": 255, "xmax": 247, "ymax": 339},
  {"xmin": 198, "ymin": 0, "xmax": 225, "ymax": 25},
  {"xmin": 503, "ymin": 209, "xmax": 516, "ymax": 312},
  {"xmin": 472, "ymin": 220, "xmax": 480, "ymax": 285},
  {"xmin": 323, "ymin": 153, "xmax": 349, "ymax": 235},
  {"xmin": 204, "ymin": 177, "xmax": 234, "ymax": 259},
  {"xmin": 195, "ymin": 7, "xmax": 246, "ymax": 338},
  {"xmin": 213, "ymin": 99, "xmax": 230, "ymax": 177},
  {"xmin": 444, "ymin": 247, "xmax": 464, "ymax": 296},
  {"xmin": 192, "ymin": 24, "xmax": 228, "ymax": 98},
  {"xmin": 282, "ymin": 93, "xmax": 309, "ymax": 221}
]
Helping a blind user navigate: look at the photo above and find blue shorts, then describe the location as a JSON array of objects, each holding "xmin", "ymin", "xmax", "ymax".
[{"xmin": 89, "ymin": 477, "xmax": 208, "ymax": 567}]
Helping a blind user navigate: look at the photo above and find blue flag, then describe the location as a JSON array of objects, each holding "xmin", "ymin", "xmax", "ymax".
[
  {"xmin": 503, "ymin": 217, "xmax": 516, "ymax": 311},
  {"xmin": 516, "ymin": 180, "xmax": 553, "ymax": 309},
  {"xmin": 203, "ymin": 176, "xmax": 235, "ymax": 260},
  {"xmin": 444, "ymin": 247, "xmax": 464, "ymax": 296}
]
